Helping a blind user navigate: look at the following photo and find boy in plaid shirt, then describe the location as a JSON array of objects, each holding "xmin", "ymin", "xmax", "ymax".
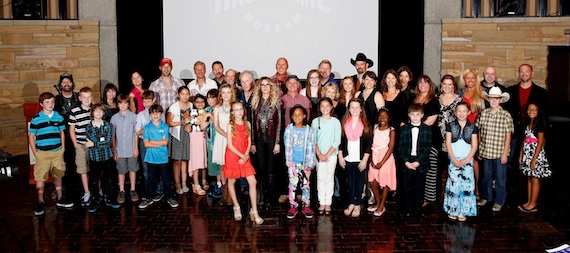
[
  {"xmin": 85, "ymin": 103, "xmax": 119, "ymax": 212},
  {"xmin": 475, "ymin": 87, "xmax": 514, "ymax": 212}
]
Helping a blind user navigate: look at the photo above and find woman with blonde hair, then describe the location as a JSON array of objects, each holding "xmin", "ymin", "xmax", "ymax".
[
  {"xmin": 457, "ymin": 69, "xmax": 485, "ymax": 123},
  {"xmin": 321, "ymin": 82, "xmax": 343, "ymax": 119},
  {"xmin": 250, "ymin": 77, "xmax": 282, "ymax": 209}
]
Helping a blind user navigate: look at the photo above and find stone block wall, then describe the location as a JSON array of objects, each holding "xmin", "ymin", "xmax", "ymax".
[
  {"xmin": 0, "ymin": 20, "xmax": 100, "ymax": 156},
  {"xmin": 441, "ymin": 17, "xmax": 570, "ymax": 88}
]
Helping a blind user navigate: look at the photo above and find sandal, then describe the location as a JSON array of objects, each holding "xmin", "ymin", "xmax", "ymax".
[
  {"xmin": 448, "ymin": 215, "xmax": 457, "ymax": 220},
  {"xmin": 202, "ymin": 180, "xmax": 210, "ymax": 191},
  {"xmin": 373, "ymin": 207, "xmax": 386, "ymax": 217},
  {"xmin": 193, "ymin": 184, "xmax": 206, "ymax": 196},
  {"xmin": 521, "ymin": 205, "xmax": 538, "ymax": 213},
  {"xmin": 458, "ymin": 215, "xmax": 467, "ymax": 222},
  {"xmin": 233, "ymin": 206, "xmax": 242, "ymax": 221},
  {"xmin": 324, "ymin": 205, "xmax": 332, "ymax": 215},
  {"xmin": 351, "ymin": 205, "xmax": 361, "ymax": 218},
  {"xmin": 344, "ymin": 204, "xmax": 355, "ymax": 216},
  {"xmin": 318, "ymin": 205, "xmax": 325, "ymax": 215},
  {"xmin": 249, "ymin": 209, "xmax": 264, "ymax": 225}
]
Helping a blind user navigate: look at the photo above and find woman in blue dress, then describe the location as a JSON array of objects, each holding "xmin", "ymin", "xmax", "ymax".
[{"xmin": 443, "ymin": 101, "xmax": 478, "ymax": 221}]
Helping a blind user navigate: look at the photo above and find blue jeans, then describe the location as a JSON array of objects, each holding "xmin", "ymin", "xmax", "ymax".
[
  {"xmin": 481, "ymin": 158, "xmax": 507, "ymax": 205},
  {"xmin": 139, "ymin": 140, "xmax": 163, "ymax": 194},
  {"xmin": 346, "ymin": 162, "xmax": 365, "ymax": 205},
  {"xmin": 146, "ymin": 163, "xmax": 174, "ymax": 200}
]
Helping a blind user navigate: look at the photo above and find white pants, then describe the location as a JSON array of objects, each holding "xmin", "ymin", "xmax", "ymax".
[{"xmin": 317, "ymin": 157, "xmax": 337, "ymax": 205}]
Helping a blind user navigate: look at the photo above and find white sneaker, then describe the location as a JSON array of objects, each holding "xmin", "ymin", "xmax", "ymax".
[
  {"xmin": 492, "ymin": 204, "xmax": 502, "ymax": 212},
  {"xmin": 81, "ymin": 192, "xmax": 91, "ymax": 206}
]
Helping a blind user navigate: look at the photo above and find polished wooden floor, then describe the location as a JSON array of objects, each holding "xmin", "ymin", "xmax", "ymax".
[{"xmin": 1, "ymin": 125, "xmax": 569, "ymax": 252}]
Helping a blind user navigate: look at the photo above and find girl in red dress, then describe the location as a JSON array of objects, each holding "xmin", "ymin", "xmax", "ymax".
[{"xmin": 225, "ymin": 101, "xmax": 263, "ymax": 225}]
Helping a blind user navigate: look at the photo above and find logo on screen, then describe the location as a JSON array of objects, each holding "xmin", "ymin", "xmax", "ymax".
[{"xmin": 209, "ymin": 0, "xmax": 338, "ymax": 57}]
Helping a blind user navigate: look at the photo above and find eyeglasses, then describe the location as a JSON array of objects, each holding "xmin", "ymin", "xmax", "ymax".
[{"xmin": 260, "ymin": 83, "xmax": 271, "ymax": 87}]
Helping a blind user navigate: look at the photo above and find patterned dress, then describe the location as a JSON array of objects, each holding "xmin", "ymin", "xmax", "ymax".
[
  {"xmin": 520, "ymin": 126, "xmax": 551, "ymax": 179},
  {"xmin": 443, "ymin": 121, "xmax": 477, "ymax": 217}
]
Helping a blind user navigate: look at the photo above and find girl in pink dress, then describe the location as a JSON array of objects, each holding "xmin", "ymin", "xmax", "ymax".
[
  {"xmin": 368, "ymin": 108, "xmax": 397, "ymax": 217},
  {"xmin": 224, "ymin": 101, "xmax": 263, "ymax": 225},
  {"xmin": 188, "ymin": 94, "xmax": 209, "ymax": 195}
]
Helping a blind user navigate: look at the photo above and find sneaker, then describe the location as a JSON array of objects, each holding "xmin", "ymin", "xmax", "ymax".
[
  {"xmin": 477, "ymin": 199, "xmax": 488, "ymax": 207},
  {"xmin": 492, "ymin": 204, "xmax": 502, "ymax": 212},
  {"xmin": 208, "ymin": 185, "xmax": 222, "ymax": 199},
  {"xmin": 105, "ymin": 200, "xmax": 120, "ymax": 209},
  {"xmin": 302, "ymin": 207, "xmax": 314, "ymax": 219},
  {"xmin": 129, "ymin": 190, "xmax": 139, "ymax": 202},
  {"xmin": 138, "ymin": 199, "xmax": 154, "ymax": 209},
  {"xmin": 167, "ymin": 198, "xmax": 179, "ymax": 208},
  {"xmin": 81, "ymin": 192, "xmax": 91, "ymax": 206},
  {"xmin": 34, "ymin": 202, "xmax": 45, "ymax": 216},
  {"xmin": 87, "ymin": 201, "xmax": 100, "ymax": 213},
  {"xmin": 117, "ymin": 191, "xmax": 126, "ymax": 204},
  {"xmin": 287, "ymin": 207, "xmax": 298, "ymax": 219},
  {"xmin": 56, "ymin": 197, "xmax": 74, "ymax": 208},
  {"xmin": 152, "ymin": 193, "xmax": 164, "ymax": 202}
]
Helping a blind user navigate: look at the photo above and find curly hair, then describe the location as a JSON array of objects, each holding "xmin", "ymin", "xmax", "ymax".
[{"xmin": 251, "ymin": 76, "xmax": 281, "ymax": 109}]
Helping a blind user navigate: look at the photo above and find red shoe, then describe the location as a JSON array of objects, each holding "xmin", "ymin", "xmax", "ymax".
[
  {"xmin": 302, "ymin": 207, "xmax": 314, "ymax": 219},
  {"xmin": 287, "ymin": 207, "xmax": 298, "ymax": 219}
]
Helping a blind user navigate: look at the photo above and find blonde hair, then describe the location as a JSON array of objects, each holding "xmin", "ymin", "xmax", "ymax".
[
  {"xmin": 251, "ymin": 77, "xmax": 281, "ymax": 109},
  {"xmin": 321, "ymin": 82, "xmax": 339, "ymax": 100},
  {"xmin": 229, "ymin": 101, "xmax": 251, "ymax": 137},
  {"xmin": 459, "ymin": 69, "xmax": 485, "ymax": 113},
  {"xmin": 217, "ymin": 84, "xmax": 236, "ymax": 104}
]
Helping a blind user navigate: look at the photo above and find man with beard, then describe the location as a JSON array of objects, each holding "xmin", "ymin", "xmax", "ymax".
[
  {"xmin": 212, "ymin": 61, "xmax": 225, "ymax": 87},
  {"xmin": 149, "ymin": 58, "xmax": 185, "ymax": 110},
  {"xmin": 318, "ymin": 59, "xmax": 339, "ymax": 86},
  {"xmin": 350, "ymin": 53, "xmax": 374, "ymax": 91},
  {"xmin": 53, "ymin": 72, "xmax": 79, "ymax": 208}
]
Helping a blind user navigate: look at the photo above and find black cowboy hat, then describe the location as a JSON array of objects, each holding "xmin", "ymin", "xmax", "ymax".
[{"xmin": 350, "ymin": 53, "xmax": 374, "ymax": 68}]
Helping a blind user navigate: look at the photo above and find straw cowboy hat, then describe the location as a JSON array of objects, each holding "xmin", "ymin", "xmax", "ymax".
[{"xmin": 483, "ymin": 86, "xmax": 510, "ymax": 103}]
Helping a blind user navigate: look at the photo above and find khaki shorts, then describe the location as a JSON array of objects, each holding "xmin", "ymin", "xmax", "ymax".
[
  {"xmin": 34, "ymin": 149, "xmax": 66, "ymax": 182},
  {"xmin": 75, "ymin": 144, "xmax": 89, "ymax": 174}
]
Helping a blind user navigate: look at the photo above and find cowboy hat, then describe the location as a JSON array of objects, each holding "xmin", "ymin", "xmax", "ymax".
[
  {"xmin": 350, "ymin": 53, "xmax": 374, "ymax": 68},
  {"xmin": 483, "ymin": 86, "xmax": 510, "ymax": 103}
]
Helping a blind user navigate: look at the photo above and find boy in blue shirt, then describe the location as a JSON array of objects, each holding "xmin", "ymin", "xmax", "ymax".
[
  {"xmin": 111, "ymin": 94, "xmax": 140, "ymax": 204},
  {"xmin": 138, "ymin": 104, "xmax": 179, "ymax": 209},
  {"xmin": 29, "ymin": 92, "xmax": 70, "ymax": 215}
]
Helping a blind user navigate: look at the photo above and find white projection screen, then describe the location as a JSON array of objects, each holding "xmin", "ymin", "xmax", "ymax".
[{"xmin": 163, "ymin": 0, "xmax": 379, "ymax": 80}]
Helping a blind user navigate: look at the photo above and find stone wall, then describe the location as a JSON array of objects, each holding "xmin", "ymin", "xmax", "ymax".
[
  {"xmin": 0, "ymin": 20, "xmax": 100, "ymax": 156},
  {"xmin": 441, "ymin": 17, "xmax": 570, "ymax": 88}
]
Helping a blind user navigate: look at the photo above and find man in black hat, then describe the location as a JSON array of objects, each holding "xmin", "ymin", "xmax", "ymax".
[
  {"xmin": 54, "ymin": 72, "xmax": 79, "ymax": 207},
  {"xmin": 351, "ymin": 53, "xmax": 374, "ymax": 91}
]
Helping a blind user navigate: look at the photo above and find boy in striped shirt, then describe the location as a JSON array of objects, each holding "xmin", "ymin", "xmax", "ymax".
[
  {"xmin": 29, "ymin": 92, "xmax": 67, "ymax": 216},
  {"xmin": 69, "ymin": 87, "xmax": 93, "ymax": 206}
]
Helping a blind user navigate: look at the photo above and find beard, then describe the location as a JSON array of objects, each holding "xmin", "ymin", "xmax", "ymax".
[{"xmin": 61, "ymin": 85, "xmax": 72, "ymax": 92}]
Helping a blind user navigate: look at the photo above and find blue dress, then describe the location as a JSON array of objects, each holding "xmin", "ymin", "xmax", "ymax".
[{"xmin": 443, "ymin": 122, "xmax": 477, "ymax": 217}]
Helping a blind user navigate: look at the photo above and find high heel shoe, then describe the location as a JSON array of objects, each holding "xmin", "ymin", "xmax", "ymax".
[
  {"xmin": 249, "ymin": 209, "xmax": 264, "ymax": 225},
  {"xmin": 233, "ymin": 206, "xmax": 242, "ymax": 221}
]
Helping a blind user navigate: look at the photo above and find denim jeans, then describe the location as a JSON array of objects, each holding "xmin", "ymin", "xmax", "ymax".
[
  {"xmin": 345, "ymin": 162, "xmax": 365, "ymax": 205},
  {"xmin": 481, "ymin": 158, "xmax": 507, "ymax": 205},
  {"xmin": 146, "ymin": 163, "xmax": 174, "ymax": 200},
  {"xmin": 139, "ymin": 140, "xmax": 163, "ymax": 195}
]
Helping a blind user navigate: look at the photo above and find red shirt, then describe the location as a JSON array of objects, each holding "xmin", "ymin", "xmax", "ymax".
[{"xmin": 519, "ymin": 85, "xmax": 532, "ymax": 125}]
